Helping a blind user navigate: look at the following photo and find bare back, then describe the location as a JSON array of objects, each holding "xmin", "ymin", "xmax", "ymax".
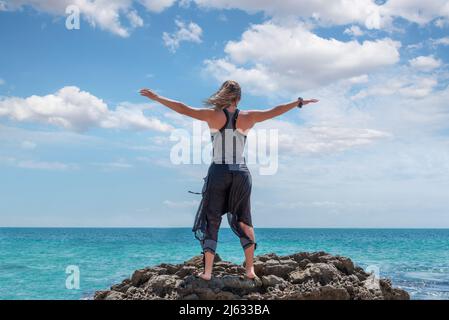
[{"xmin": 207, "ymin": 108, "xmax": 254, "ymax": 135}]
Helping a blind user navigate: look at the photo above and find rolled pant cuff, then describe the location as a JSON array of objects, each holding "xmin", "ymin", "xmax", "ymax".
[
  {"xmin": 240, "ymin": 237, "xmax": 257, "ymax": 250},
  {"xmin": 202, "ymin": 239, "xmax": 217, "ymax": 253}
]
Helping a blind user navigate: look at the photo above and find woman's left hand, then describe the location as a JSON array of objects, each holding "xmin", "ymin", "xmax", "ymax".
[{"xmin": 140, "ymin": 88, "xmax": 159, "ymax": 100}]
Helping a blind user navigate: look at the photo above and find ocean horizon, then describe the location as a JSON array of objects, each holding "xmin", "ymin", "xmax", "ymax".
[{"xmin": 1, "ymin": 227, "xmax": 448, "ymax": 300}]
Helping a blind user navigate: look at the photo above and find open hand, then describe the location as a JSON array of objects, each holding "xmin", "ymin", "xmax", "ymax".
[
  {"xmin": 140, "ymin": 88, "xmax": 159, "ymax": 100},
  {"xmin": 303, "ymin": 99, "xmax": 319, "ymax": 106}
]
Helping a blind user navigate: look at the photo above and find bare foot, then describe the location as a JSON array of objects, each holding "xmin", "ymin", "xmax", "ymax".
[
  {"xmin": 197, "ymin": 272, "xmax": 212, "ymax": 281},
  {"xmin": 245, "ymin": 266, "xmax": 257, "ymax": 279}
]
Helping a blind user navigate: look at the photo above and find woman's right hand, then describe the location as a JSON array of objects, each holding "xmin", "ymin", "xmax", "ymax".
[
  {"xmin": 303, "ymin": 98, "xmax": 319, "ymax": 105},
  {"xmin": 140, "ymin": 88, "xmax": 159, "ymax": 100}
]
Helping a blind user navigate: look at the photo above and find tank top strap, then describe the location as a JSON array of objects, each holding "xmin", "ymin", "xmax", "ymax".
[
  {"xmin": 221, "ymin": 108, "xmax": 239, "ymax": 131},
  {"xmin": 233, "ymin": 109, "xmax": 240, "ymax": 130},
  {"xmin": 220, "ymin": 108, "xmax": 231, "ymax": 132}
]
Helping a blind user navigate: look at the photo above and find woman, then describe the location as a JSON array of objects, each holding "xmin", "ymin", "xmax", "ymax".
[{"xmin": 140, "ymin": 80, "xmax": 318, "ymax": 280}]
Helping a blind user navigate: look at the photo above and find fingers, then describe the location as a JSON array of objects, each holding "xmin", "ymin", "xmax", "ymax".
[
  {"xmin": 139, "ymin": 88, "xmax": 156, "ymax": 98},
  {"xmin": 302, "ymin": 99, "xmax": 319, "ymax": 106}
]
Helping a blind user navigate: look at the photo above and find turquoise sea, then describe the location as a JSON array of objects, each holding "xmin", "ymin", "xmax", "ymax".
[{"xmin": 0, "ymin": 228, "xmax": 448, "ymax": 300}]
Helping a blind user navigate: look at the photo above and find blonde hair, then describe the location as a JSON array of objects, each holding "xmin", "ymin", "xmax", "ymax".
[{"xmin": 203, "ymin": 80, "xmax": 241, "ymax": 111}]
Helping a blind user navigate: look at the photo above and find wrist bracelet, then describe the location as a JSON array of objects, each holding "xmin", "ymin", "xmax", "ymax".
[{"xmin": 297, "ymin": 97, "xmax": 304, "ymax": 108}]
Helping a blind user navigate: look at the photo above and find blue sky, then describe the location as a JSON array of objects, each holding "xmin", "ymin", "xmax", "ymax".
[{"xmin": 1, "ymin": 0, "xmax": 449, "ymax": 227}]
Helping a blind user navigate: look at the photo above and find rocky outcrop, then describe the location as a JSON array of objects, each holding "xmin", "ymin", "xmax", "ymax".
[{"xmin": 94, "ymin": 251, "xmax": 409, "ymax": 300}]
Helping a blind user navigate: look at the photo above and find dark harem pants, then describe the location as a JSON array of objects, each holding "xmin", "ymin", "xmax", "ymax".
[{"xmin": 192, "ymin": 162, "xmax": 257, "ymax": 254}]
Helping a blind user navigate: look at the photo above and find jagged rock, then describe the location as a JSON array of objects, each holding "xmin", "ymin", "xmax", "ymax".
[
  {"xmin": 131, "ymin": 269, "xmax": 152, "ymax": 286},
  {"xmin": 94, "ymin": 290, "xmax": 109, "ymax": 300},
  {"xmin": 301, "ymin": 286, "xmax": 351, "ymax": 300},
  {"xmin": 221, "ymin": 275, "xmax": 263, "ymax": 294},
  {"xmin": 159, "ymin": 263, "xmax": 182, "ymax": 274},
  {"xmin": 175, "ymin": 266, "xmax": 197, "ymax": 278},
  {"xmin": 289, "ymin": 263, "xmax": 340, "ymax": 285},
  {"xmin": 261, "ymin": 275, "xmax": 286, "ymax": 287},
  {"xmin": 144, "ymin": 274, "xmax": 181, "ymax": 296},
  {"xmin": 264, "ymin": 263, "xmax": 297, "ymax": 278},
  {"xmin": 94, "ymin": 251, "xmax": 410, "ymax": 300},
  {"xmin": 253, "ymin": 260, "xmax": 265, "ymax": 275},
  {"xmin": 102, "ymin": 291, "xmax": 126, "ymax": 300}
]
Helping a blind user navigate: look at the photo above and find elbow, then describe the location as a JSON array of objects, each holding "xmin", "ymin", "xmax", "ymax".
[{"xmin": 176, "ymin": 103, "xmax": 189, "ymax": 115}]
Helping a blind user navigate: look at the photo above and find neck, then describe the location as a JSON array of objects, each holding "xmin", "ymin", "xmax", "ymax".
[{"xmin": 226, "ymin": 105, "xmax": 237, "ymax": 112}]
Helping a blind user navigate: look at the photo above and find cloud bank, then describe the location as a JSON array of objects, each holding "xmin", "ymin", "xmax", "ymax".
[{"xmin": 0, "ymin": 86, "xmax": 172, "ymax": 132}]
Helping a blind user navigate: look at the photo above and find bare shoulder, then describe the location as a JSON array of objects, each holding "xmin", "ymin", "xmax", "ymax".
[
  {"xmin": 193, "ymin": 107, "xmax": 217, "ymax": 116},
  {"xmin": 238, "ymin": 109, "xmax": 261, "ymax": 121},
  {"xmin": 184, "ymin": 106, "xmax": 218, "ymax": 122},
  {"xmin": 209, "ymin": 108, "xmax": 225, "ymax": 120},
  {"xmin": 236, "ymin": 109, "xmax": 256, "ymax": 130},
  {"xmin": 207, "ymin": 108, "xmax": 226, "ymax": 128},
  {"xmin": 237, "ymin": 109, "xmax": 255, "ymax": 118}
]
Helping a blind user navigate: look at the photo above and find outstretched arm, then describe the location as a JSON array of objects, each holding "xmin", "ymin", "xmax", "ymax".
[
  {"xmin": 248, "ymin": 98, "xmax": 319, "ymax": 124},
  {"xmin": 140, "ymin": 88, "xmax": 214, "ymax": 121}
]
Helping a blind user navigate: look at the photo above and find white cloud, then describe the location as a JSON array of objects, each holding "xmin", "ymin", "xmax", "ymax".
[
  {"xmin": 4, "ymin": 0, "xmax": 449, "ymax": 39},
  {"xmin": 139, "ymin": 0, "xmax": 177, "ymax": 12},
  {"xmin": 432, "ymin": 37, "xmax": 449, "ymax": 46},
  {"xmin": 352, "ymin": 76, "xmax": 438, "ymax": 100},
  {"xmin": 178, "ymin": 0, "xmax": 192, "ymax": 8},
  {"xmin": 194, "ymin": 0, "xmax": 384, "ymax": 29},
  {"xmin": 382, "ymin": 0, "xmax": 449, "ymax": 26},
  {"xmin": 6, "ymin": 0, "xmax": 134, "ymax": 37},
  {"xmin": 409, "ymin": 55, "xmax": 442, "ymax": 71},
  {"xmin": 127, "ymin": 10, "xmax": 144, "ymax": 28},
  {"xmin": 203, "ymin": 22, "xmax": 400, "ymax": 96},
  {"xmin": 347, "ymin": 74, "xmax": 369, "ymax": 84},
  {"xmin": 351, "ymin": 78, "xmax": 449, "ymax": 135},
  {"xmin": 0, "ymin": 156, "xmax": 77, "ymax": 171},
  {"xmin": 435, "ymin": 17, "xmax": 449, "ymax": 28},
  {"xmin": 0, "ymin": 78, "xmax": 5, "ymax": 85},
  {"xmin": 270, "ymin": 74, "xmax": 449, "ymax": 154},
  {"xmin": 3, "ymin": 0, "xmax": 177, "ymax": 37},
  {"xmin": 406, "ymin": 43, "xmax": 423, "ymax": 50},
  {"xmin": 344, "ymin": 25, "xmax": 364, "ymax": 37},
  {"xmin": 0, "ymin": 86, "xmax": 173, "ymax": 132},
  {"xmin": 249, "ymin": 83, "xmax": 394, "ymax": 156},
  {"xmin": 162, "ymin": 19, "xmax": 203, "ymax": 52},
  {"xmin": 277, "ymin": 124, "xmax": 391, "ymax": 155},
  {"xmin": 194, "ymin": 0, "xmax": 449, "ymax": 29}
]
